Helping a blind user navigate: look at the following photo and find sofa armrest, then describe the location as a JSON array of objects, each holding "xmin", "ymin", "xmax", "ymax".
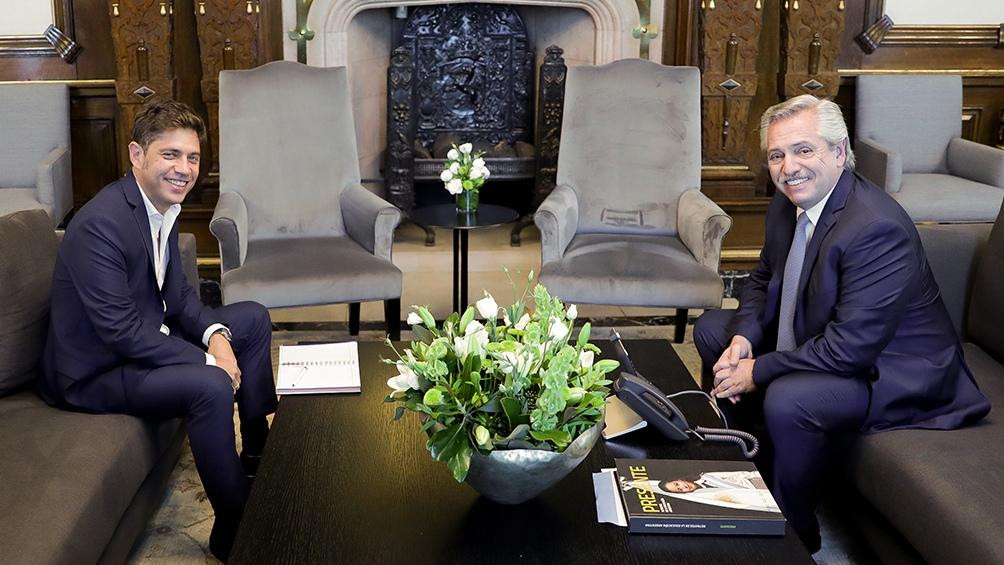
[
  {"xmin": 533, "ymin": 184, "xmax": 578, "ymax": 264},
  {"xmin": 677, "ymin": 188, "xmax": 732, "ymax": 271},
  {"xmin": 35, "ymin": 146, "xmax": 72, "ymax": 227},
  {"xmin": 855, "ymin": 137, "xmax": 903, "ymax": 193},
  {"xmin": 948, "ymin": 138, "xmax": 1004, "ymax": 189},
  {"xmin": 210, "ymin": 191, "xmax": 248, "ymax": 273},
  {"xmin": 340, "ymin": 183, "xmax": 402, "ymax": 261},
  {"xmin": 916, "ymin": 223, "xmax": 992, "ymax": 337},
  {"xmin": 178, "ymin": 233, "xmax": 199, "ymax": 289}
]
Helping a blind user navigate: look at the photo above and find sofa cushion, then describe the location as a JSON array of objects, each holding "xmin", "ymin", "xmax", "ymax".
[
  {"xmin": 847, "ymin": 343, "xmax": 1004, "ymax": 565},
  {"xmin": 967, "ymin": 203, "xmax": 1004, "ymax": 360},
  {"xmin": 0, "ymin": 390, "xmax": 182, "ymax": 565},
  {"xmin": 0, "ymin": 209, "xmax": 57, "ymax": 396}
]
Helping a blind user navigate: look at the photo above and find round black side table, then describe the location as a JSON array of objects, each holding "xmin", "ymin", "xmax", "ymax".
[{"xmin": 410, "ymin": 204, "xmax": 520, "ymax": 313}]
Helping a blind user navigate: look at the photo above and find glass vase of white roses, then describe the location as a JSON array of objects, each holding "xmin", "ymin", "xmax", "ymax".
[
  {"xmin": 384, "ymin": 272, "xmax": 620, "ymax": 503},
  {"xmin": 441, "ymin": 142, "xmax": 490, "ymax": 212}
]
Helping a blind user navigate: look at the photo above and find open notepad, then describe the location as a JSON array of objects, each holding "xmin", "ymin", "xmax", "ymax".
[{"xmin": 276, "ymin": 342, "xmax": 361, "ymax": 395}]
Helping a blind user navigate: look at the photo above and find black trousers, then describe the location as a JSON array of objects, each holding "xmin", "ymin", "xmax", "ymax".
[
  {"xmin": 694, "ymin": 309, "xmax": 870, "ymax": 549},
  {"xmin": 119, "ymin": 301, "xmax": 278, "ymax": 522}
]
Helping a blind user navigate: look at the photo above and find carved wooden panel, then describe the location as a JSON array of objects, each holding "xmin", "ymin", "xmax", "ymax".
[
  {"xmin": 194, "ymin": 0, "xmax": 265, "ymax": 171},
  {"xmin": 108, "ymin": 0, "xmax": 177, "ymax": 170},
  {"xmin": 780, "ymin": 0, "xmax": 845, "ymax": 98},
  {"xmin": 699, "ymin": 0, "xmax": 764, "ymax": 166}
]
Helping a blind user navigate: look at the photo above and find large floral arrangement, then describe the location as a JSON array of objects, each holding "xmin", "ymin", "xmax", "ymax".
[
  {"xmin": 385, "ymin": 273, "xmax": 619, "ymax": 482},
  {"xmin": 440, "ymin": 142, "xmax": 490, "ymax": 195}
]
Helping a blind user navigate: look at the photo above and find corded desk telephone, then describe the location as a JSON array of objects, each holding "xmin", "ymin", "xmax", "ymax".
[{"xmin": 609, "ymin": 331, "xmax": 760, "ymax": 458}]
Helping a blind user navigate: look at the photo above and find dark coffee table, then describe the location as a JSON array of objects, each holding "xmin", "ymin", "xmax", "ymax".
[{"xmin": 230, "ymin": 340, "xmax": 813, "ymax": 564}]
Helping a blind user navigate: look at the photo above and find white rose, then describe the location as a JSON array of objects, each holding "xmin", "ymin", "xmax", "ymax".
[
  {"xmin": 447, "ymin": 148, "xmax": 459, "ymax": 160},
  {"xmin": 579, "ymin": 350, "xmax": 594, "ymax": 369},
  {"xmin": 514, "ymin": 313, "xmax": 530, "ymax": 330},
  {"xmin": 387, "ymin": 361, "xmax": 420, "ymax": 391},
  {"xmin": 440, "ymin": 169, "xmax": 453, "ymax": 182},
  {"xmin": 470, "ymin": 166, "xmax": 484, "ymax": 180},
  {"xmin": 446, "ymin": 178, "xmax": 463, "ymax": 194},
  {"xmin": 566, "ymin": 304, "xmax": 578, "ymax": 320},
  {"xmin": 548, "ymin": 317, "xmax": 569, "ymax": 341},
  {"xmin": 450, "ymin": 162, "xmax": 460, "ymax": 174},
  {"xmin": 473, "ymin": 157, "xmax": 485, "ymax": 168},
  {"xmin": 476, "ymin": 294, "xmax": 498, "ymax": 319},
  {"xmin": 481, "ymin": 167, "xmax": 491, "ymax": 180},
  {"xmin": 406, "ymin": 311, "xmax": 422, "ymax": 326},
  {"xmin": 459, "ymin": 143, "xmax": 473, "ymax": 154}
]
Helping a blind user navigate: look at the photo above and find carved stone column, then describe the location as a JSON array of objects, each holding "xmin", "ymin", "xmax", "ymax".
[
  {"xmin": 194, "ymin": 0, "xmax": 266, "ymax": 173},
  {"xmin": 699, "ymin": 0, "xmax": 764, "ymax": 167},
  {"xmin": 109, "ymin": 0, "xmax": 178, "ymax": 173},
  {"xmin": 779, "ymin": 0, "xmax": 845, "ymax": 98},
  {"xmin": 386, "ymin": 47, "xmax": 416, "ymax": 215}
]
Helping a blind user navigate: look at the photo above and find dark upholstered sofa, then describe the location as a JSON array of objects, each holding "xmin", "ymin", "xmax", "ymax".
[
  {"xmin": 833, "ymin": 210, "xmax": 1004, "ymax": 564},
  {"xmin": 0, "ymin": 209, "xmax": 199, "ymax": 564}
]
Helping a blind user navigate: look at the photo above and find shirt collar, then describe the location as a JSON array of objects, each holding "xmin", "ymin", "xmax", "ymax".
[
  {"xmin": 796, "ymin": 178, "xmax": 838, "ymax": 226},
  {"xmin": 136, "ymin": 179, "xmax": 182, "ymax": 223}
]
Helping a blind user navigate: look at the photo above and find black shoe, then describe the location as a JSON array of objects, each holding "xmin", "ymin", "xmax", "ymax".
[
  {"xmin": 209, "ymin": 514, "xmax": 241, "ymax": 562},
  {"xmin": 239, "ymin": 452, "xmax": 262, "ymax": 479},
  {"xmin": 795, "ymin": 527, "xmax": 822, "ymax": 554}
]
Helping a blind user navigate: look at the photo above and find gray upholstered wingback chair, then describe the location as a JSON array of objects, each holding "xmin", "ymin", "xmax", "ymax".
[
  {"xmin": 212, "ymin": 61, "xmax": 403, "ymax": 339},
  {"xmin": 533, "ymin": 60, "xmax": 731, "ymax": 343},
  {"xmin": 855, "ymin": 74, "xmax": 1004, "ymax": 223},
  {"xmin": 0, "ymin": 83, "xmax": 72, "ymax": 227}
]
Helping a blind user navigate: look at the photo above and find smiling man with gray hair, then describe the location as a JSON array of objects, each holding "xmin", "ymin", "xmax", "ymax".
[{"xmin": 693, "ymin": 94, "xmax": 990, "ymax": 553}]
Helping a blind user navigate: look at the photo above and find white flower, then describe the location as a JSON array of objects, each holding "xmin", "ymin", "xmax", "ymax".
[
  {"xmin": 459, "ymin": 143, "xmax": 473, "ymax": 154},
  {"xmin": 476, "ymin": 294, "xmax": 499, "ymax": 319},
  {"xmin": 548, "ymin": 317, "xmax": 569, "ymax": 341},
  {"xmin": 450, "ymin": 162, "xmax": 460, "ymax": 174},
  {"xmin": 455, "ymin": 320, "xmax": 489, "ymax": 360},
  {"xmin": 406, "ymin": 311, "xmax": 422, "ymax": 326},
  {"xmin": 482, "ymin": 167, "xmax": 491, "ymax": 180},
  {"xmin": 502, "ymin": 310, "xmax": 511, "ymax": 325},
  {"xmin": 514, "ymin": 313, "xmax": 530, "ymax": 330},
  {"xmin": 497, "ymin": 349, "xmax": 533, "ymax": 376},
  {"xmin": 473, "ymin": 157, "xmax": 485, "ymax": 168},
  {"xmin": 387, "ymin": 361, "xmax": 420, "ymax": 391},
  {"xmin": 566, "ymin": 304, "xmax": 578, "ymax": 320},
  {"xmin": 447, "ymin": 148, "xmax": 459, "ymax": 160},
  {"xmin": 579, "ymin": 350, "xmax": 594, "ymax": 369},
  {"xmin": 470, "ymin": 167, "xmax": 484, "ymax": 180},
  {"xmin": 440, "ymin": 169, "xmax": 453, "ymax": 182},
  {"xmin": 446, "ymin": 178, "xmax": 463, "ymax": 194},
  {"xmin": 453, "ymin": 336, "xmax": 469, "ymax": 360}
]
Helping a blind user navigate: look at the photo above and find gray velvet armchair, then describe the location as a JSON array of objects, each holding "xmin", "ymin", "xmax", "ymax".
[
  {"xmin": 534, "ymin": 60, "xmax": 731, "ymax": 343},
  {"xmin": 212, "ymin": 61, "xmax": 403, "ymax": 339},
  {"xmin": 855, "ymin": 74, "xmax": 1004, "ymax": 223},
  {"xmin": 0, "ymin": 83, "xmax": 72, "ymax": 227}
]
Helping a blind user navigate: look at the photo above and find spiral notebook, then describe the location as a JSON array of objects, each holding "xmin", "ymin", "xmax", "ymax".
[{"xmin": 276, "ymin": 342, "xmax": 361, "ymax": 395}]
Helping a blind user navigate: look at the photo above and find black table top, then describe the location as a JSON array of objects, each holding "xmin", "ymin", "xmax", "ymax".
[
  {"xmin": 230, "ymin": 340, "xmax": 813, "ymax": 565},
  {"xmin": 410, "ymin": 203, "xmax": 519, "ymax": 230}
]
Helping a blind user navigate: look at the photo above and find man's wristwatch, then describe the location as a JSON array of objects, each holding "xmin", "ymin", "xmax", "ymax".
[{"xmin": 211, "ymin": 327, "xmax": 233, "ymax": 342}]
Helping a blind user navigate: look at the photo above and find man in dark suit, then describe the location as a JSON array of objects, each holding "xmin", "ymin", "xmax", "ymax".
[
  {"xmin": 39, "ymin": 99, "xmax": 277, "ymax": 561},
  {"xmin": 694, "ymin": 95, "xmax": 990, "ymax": 552}
]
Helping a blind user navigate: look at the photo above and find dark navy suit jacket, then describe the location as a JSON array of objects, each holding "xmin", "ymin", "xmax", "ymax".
[
  {"xmin": 732, "ymin": 170, "xmax": 990, "ymax": 432},
  {"xmin": 40, "ymin": 173, "xmax": 220, "ymax": 412}
]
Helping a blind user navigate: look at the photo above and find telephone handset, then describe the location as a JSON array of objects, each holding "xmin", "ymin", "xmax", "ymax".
[{"xmin": 609, "ymin": 331, "xmax": 760, "ymax": 458}]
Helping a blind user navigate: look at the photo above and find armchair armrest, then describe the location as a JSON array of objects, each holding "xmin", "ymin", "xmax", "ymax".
[
  {"xmin": 677, "ymin": 188, "xmax": 732, "ymax": 271},
  {"xmin": 36, "ymin": 146, "xmax": 72, "ymax": 226},
  {"xmin": 210, "ymin": 191, "xmax": 249, "ymax": 273},
  {"xmin": 341, "ymin": 183, "xmax": 402, "ymax": 261},
  {"xmin": 948, "ymin": 138, "xmax": 1004, "ymax": 189},
  {"xmin": 855, "ymin": 137, "xmax": 903, "ymax": 193},
  {"xmin": 534, "ymin": 183, "xmax": 579, "ymax": 264}
]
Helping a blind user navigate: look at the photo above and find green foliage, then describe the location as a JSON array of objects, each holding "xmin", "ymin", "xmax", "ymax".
[{"xmin": 385, "ymin": 283, "xmax": 619, "ymax": 482}]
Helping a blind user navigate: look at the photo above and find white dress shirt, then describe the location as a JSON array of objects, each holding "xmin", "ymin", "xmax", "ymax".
[
  {"xmin": 136, "ymin": 181, "xmax": 225, "ymax": 365},
  {"xmin": 795, "ymin": 179, "xmax": 838, "ymax": 242}
]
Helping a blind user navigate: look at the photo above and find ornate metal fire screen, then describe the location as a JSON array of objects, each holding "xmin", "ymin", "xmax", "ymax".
[{"xmin": 385, "ymin": 4, "xmax": 566, "ymax": 245}]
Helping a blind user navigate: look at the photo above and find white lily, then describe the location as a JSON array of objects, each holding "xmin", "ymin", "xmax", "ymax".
[
  {"xmin": 387, "ymin": 361, "xmax": 420, "ymax": 391},
  {"xmin": 567, "ymin": 304, "xmax": 578, "ymax": 320},
  {"xmin": 440, "ymin": 169, "xmax": 453, "ymax": 182},
  {"xmin": 514, "ymin": 313, "xmax": 531, "ymax": 330},
  {"xmin": 447, "ymin": 148, "xmax": 459, "ymax": 160},
  {"xmin": 446, "ymin": 178, "xmax": 463, "ymax": 194},
  {"xmin": 579, "ymin": 350, "xmax": 594, "ymax": 369},
  {"xmin": 406, "ymin": 311, "xmax": 422, "ymax": 326},
  {"xmin": 459, "ymin": 142, "xmax": 473, "ymax": 154},
  {"xmin": 548, "ymin": 317, "xmax": 569, "ymax": 341},
  {"xmin": 476, "ymin": 294, "xmax": 499, "ymax": 319}
]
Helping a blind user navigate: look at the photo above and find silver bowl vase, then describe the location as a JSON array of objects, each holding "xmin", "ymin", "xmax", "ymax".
[{"xmin": 464, "ymin": 420, "xmax": 603, "ymax": 504}]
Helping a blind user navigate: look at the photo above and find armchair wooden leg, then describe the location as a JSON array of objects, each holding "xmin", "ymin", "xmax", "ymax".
[
  {"xmin": 349, "ymin": 303, "xmax": 361, "ymax": 336},
  {"xmin": 674, "ymin": 308, "xmax": 688, "ymax": 344},
  {"xmin": 385, "ymin": 298, "xmax": 401, "ymax": 341}
]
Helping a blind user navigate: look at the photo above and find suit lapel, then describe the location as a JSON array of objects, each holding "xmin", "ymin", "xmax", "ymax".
[
  {"xmin": 795, "ymin": 169, "xmax": 854, "ymax": 310},
  {"xmin": 121, "ymin": 172, "xmax": 157, "ymax": 282}
]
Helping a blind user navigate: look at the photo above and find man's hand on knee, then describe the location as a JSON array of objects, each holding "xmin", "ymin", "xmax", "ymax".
[
  {"xmin": 209, "ymin": 333, "xmax": 242, "ymax": 391},
  {"xmin": 712, "ymin": 336, "xmax": 753, "ymax": 403}
]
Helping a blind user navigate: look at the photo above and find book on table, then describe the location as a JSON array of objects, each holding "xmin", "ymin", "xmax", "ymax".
[
  {"xmin": 614, "ymin": 458, "xmax": 785, "ymax": 536},
  {"xmin": 276, "ymin": 342, "xmax": 360, "ymax": 395}
]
